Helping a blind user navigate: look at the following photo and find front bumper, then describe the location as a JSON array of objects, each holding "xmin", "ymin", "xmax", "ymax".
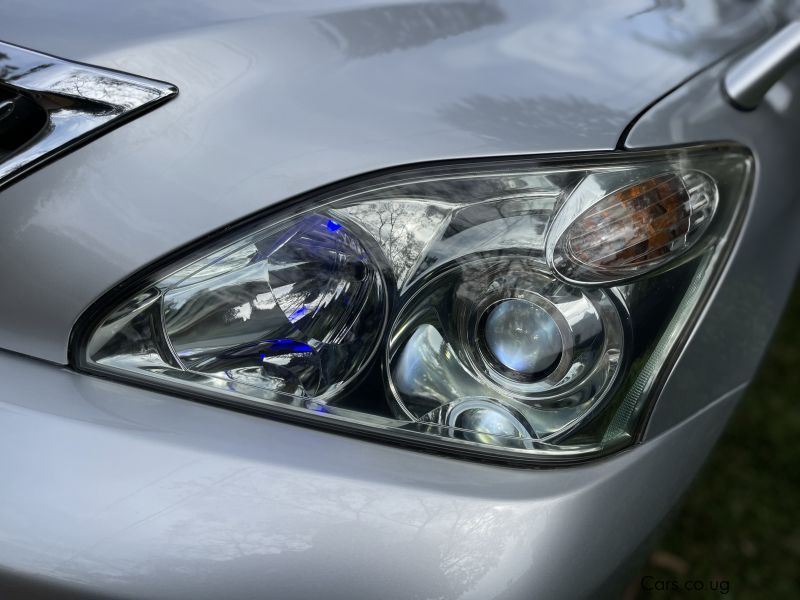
[{"xmin": 0, "ymin": 349, "xmax": 743, "ymax": 600}]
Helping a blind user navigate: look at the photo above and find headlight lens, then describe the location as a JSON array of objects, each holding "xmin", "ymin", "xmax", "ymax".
[
  {"xmin": 159, "ymin": 214, "xmax": 387, "ymax": 399},
  {"xmin": 484, "ymin": 297, "xmax": 563, "ymax": 378},
  {"xmin": 75, "ymin": 145, "xmax": 752, "ymax": 464}
]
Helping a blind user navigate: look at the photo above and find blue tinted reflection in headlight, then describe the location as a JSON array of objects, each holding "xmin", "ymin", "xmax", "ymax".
[{"xmin": 161, "ymin": 214, "xmax": 387, "ymax": 399}]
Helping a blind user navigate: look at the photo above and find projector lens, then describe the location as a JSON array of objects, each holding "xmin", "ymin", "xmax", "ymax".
[{"xmin": 483, "ymin": 298, "xmax": 563, "ymax": 380}]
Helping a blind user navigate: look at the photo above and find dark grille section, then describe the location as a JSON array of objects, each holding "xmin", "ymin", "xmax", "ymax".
[{"xmin": 0, "ymin": 86, "xmax": 48, "ymax": 162}]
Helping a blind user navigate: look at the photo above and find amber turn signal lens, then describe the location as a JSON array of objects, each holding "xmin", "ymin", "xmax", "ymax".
[{"xmin": 548, "ymin": 170, "xmax": 717, "ymax": 284}]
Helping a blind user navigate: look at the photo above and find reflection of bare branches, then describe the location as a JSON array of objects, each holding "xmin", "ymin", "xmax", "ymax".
[
  {"xmin": 334, "ymin": 199, "xmax": 450, "ymax": 286},
  {"xmin": 315, "ymin": 0, "xmax": 504, "ymax": 58},
  {"xmin": 22, "ymin": 455, "xmax": 527, "ymax": 598},
  {"xmin": 47, "ymin": 72, "xmax": 160, "ymax": 112},
  {"xmin": 438, "ymin": 505, "xmax": 506, "ymax": 588},
  {"xmin": 154, "ymin": 470, "xmax": 511, "ymax": 597},
  {"xmin": 1, "ymin": 52, "xmax": 161, "ymax": 114}
]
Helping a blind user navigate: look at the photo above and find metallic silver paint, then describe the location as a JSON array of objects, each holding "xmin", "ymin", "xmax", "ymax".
[
  {"xmin": 724, "ymin": 20, "xmax": 800, "ymax": 109},
  {"xmin": 0, "ymin": 349, "xmax": 743, "ymax": 600},
  {"xmin": 0, "ymin": 0, "xmax": 773, "ymax": 364},
  {"xmin": 0, "ymin": 1, "xmax": 795, "ymax": 598},
  {"xmin": 626, "ymin": 50, "xmax": 800, "ymax": 437}
]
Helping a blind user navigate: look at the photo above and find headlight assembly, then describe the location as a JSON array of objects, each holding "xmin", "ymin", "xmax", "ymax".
[{"xmin": 73, "ymin": 144, "xmax": 752, "ymax": 464}]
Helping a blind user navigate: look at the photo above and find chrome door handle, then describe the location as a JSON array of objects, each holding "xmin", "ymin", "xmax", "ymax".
[{"xmin": 724, "ymin": 21, "xmax": 800, "ymax": 110}]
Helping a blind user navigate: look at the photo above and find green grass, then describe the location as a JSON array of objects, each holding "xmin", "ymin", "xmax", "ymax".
[{"xmin": 632, "ymin": 284, "xmax": 800, "ymax": 599}]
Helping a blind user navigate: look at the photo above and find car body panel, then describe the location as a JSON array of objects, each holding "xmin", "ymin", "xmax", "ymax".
[
  {"xmin": 0, "ymin": 0, "xmax": 773, "ymax": 363},
  {"xmin": 0, "ymin": 2, "xmax": 797, "ymax": 599},
  {"xmin": 626, "ymin": 56, "xmax": 800, "ymax": 436},
  {"xmin": 0, "ymin": 349, "xmax": 742, "ymax": 600}
]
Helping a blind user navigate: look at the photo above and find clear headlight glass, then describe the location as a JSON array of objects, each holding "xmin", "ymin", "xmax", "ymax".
[{"xmin": 75, "ymin": 145, "xmax": 752, "ymax": 464}]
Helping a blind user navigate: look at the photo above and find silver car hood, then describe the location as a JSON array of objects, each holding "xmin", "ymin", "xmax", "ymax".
[{"xmin": 0, "ymin": 0, "xmax": 774, "ymax": 362}]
